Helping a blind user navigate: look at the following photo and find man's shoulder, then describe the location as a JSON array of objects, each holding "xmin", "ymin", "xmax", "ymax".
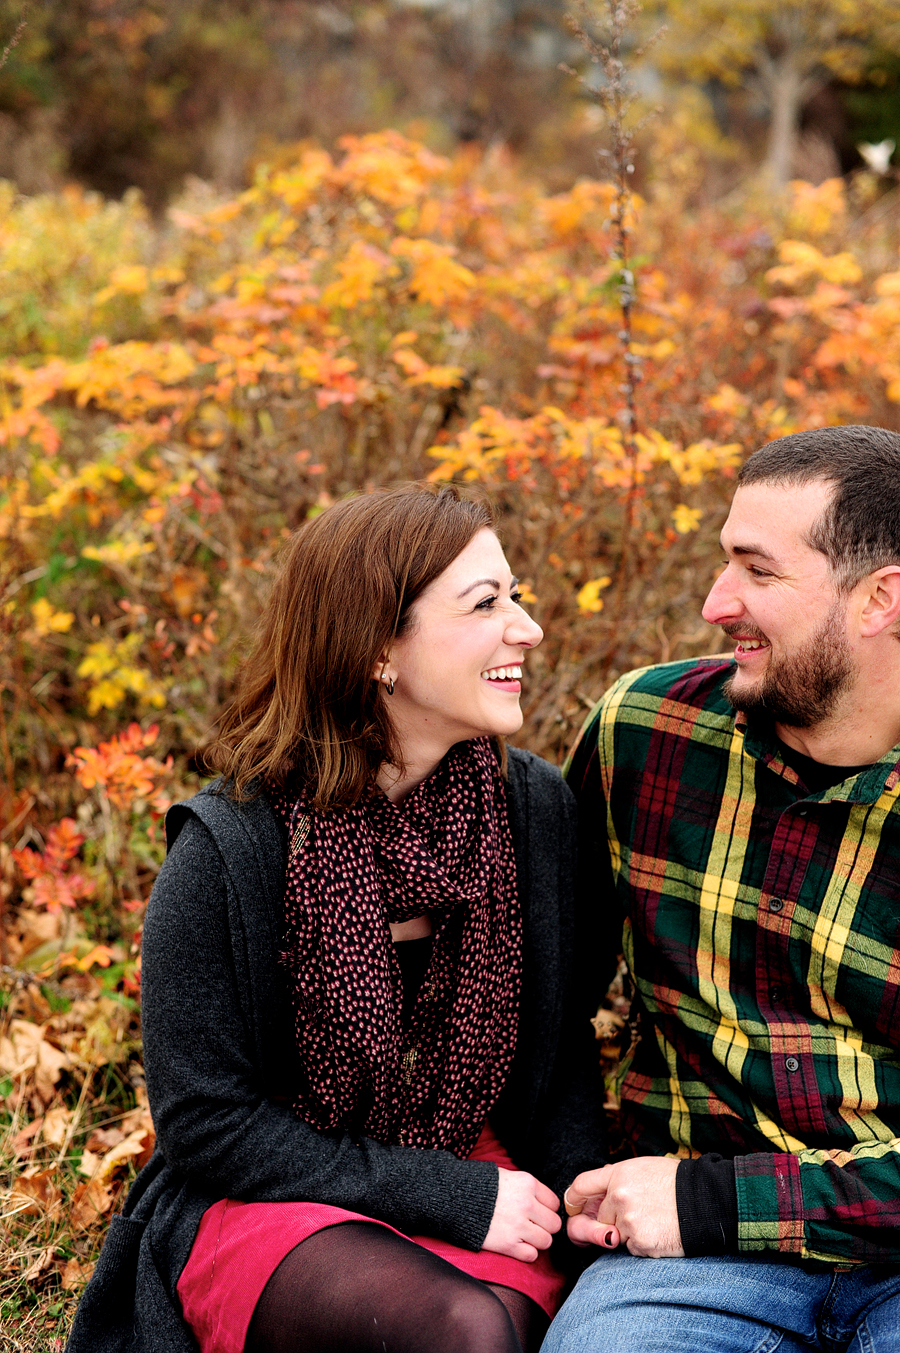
[
  {"xmin": 577, "ymin": 657, "xmax": 738, "ymax": 749},
  {"xmin": 603, "ymin": 656, "xmax": 736, "ymax": 717}
]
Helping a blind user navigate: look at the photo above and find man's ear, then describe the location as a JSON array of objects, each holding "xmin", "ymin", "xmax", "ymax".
[{"xmin": 858, "ymin": 566, "xmax": 900, "ymax": 638}]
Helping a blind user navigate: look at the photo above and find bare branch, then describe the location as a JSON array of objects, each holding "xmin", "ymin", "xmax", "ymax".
[{"xmin": 0, "ymin": 2, "xmax": 29, "ymax": 76}]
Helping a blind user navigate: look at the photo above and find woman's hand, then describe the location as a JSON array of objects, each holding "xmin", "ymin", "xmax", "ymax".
[{"xmin": 481, "ymin": 1168, "xmax": 561, "ymax": 1261}]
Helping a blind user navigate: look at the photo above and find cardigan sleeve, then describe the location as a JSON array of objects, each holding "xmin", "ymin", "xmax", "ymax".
[{"xmin": 141, "ymin": 816, "xmax": 499, "ymax": 1251}]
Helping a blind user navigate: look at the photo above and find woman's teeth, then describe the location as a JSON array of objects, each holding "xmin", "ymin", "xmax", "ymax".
[{"xmin": 481, "ymin": 665, "xmax": 523, "ymax": 681}]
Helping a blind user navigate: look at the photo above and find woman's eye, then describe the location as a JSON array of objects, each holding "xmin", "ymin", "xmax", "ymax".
[
  {"xmin": 475, "ymin": 595, "xmax": 498, "ymax": 610},
  {"xmin": 510, "ymin": 590, "xmax": 523, "ymax": 605}
]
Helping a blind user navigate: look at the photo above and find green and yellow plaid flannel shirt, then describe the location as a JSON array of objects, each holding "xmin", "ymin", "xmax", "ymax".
[{"xmin": 566, "ymin": 657, "xmax": 900, "ymax": 1264}]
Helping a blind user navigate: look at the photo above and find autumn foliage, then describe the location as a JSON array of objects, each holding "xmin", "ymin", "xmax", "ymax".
[{"xmin": 1, "ymin": 130, "xmax": 899, "ymax": 1338}]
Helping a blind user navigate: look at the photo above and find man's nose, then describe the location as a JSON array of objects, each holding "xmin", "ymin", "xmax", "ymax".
[{"xmin": 701, "ymin": 566, "xmax": 742, "ymax": 626}]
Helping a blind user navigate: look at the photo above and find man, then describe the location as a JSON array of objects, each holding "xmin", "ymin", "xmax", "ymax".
[{"xmin": 544, "ymin": 426, "xmax": 900, "ymax": 1352}]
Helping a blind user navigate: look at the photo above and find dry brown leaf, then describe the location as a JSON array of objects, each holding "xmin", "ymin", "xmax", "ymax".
[
  {"xmin": 591, "ymin": 1008, "xmax": 625, "ymax": 1041},
  {"xmin": 10, "ymin": 1166, "xmax": 62, "ymax": 1220},
  {"xmin": 0, "ymin": 1020, "xmax": 70, "ymax": 1098},
  {"xmin": 69, "ymin": 1176, "xmax": 113, "ymax": 1228},
  {"xmin": 84, "ymin": 1125, "xmax": 125, "ymax": 1153},
  {"xmin": 60, "ymin": 1256, "xmax": 95, "ymax": 1290},
  {"xmin": 22, "ymin": 1245, "xmax": 57, "ymax": 1283},
  {"xmin": 12, "ymin": 1117, "xmax": 43, "ymax": 1156},
  {"xmin": 15, "ymin": 909, "xmax": 62, "ymax": 959},
  {"xmin": 15, "ymin": 984, "xmax": 53, "ymax": 1024},
  {"xmin": 42, "ymin": 1104, "xmax": 73, "ymax": 1146},
  {"xmin": 80, "ymin": 1124, "xmax": 155, "ymax": 1182},
  {"xmin": 77, "ymin": 1148, "xmax": 101, "ymax": 1179}
]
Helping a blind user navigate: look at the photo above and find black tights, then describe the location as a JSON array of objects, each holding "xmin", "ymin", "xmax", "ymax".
[{"xmin": 244, "ymin": 1221, "xmax": 550, "ymax": 1353}]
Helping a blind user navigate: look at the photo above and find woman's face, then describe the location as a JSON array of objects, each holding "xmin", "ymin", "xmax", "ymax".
[{"xmin": 384, "ymin": 529, "xmax": 543, "ymax": 762}]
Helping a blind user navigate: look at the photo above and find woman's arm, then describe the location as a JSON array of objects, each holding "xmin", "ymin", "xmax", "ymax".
[{"xmin": 141, "ymin": 816, "xmax": 499, "ymax": 1251}]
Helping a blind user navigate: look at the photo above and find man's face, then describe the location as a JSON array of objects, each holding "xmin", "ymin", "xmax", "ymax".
[{"xmin": 701, "ymin": 480, "xmax": 857, "ymax": 730}]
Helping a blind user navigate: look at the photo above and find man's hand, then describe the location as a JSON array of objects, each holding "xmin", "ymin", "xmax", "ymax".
[
  {"xmin": 564, "ymin": 1157, "xmax": 684, "ymax": 1258},
  {"xmin": 482, "ymin": 1168, "xmax": 561, "ymax": 1262}
]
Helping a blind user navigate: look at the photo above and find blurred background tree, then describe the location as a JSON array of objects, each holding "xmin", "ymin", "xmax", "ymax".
[
  {"xmin": 653, "ymin": 0, "xmax": 900, "ymax": 187},
  {"xmin": 0, "ymin": 0, "xmax": 896, "ymax": 206}
]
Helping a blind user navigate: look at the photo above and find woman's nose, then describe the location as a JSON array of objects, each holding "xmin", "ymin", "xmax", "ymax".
[{"xmin": 511, "ymin": 607, "xmax": 543, "ymax": 649}]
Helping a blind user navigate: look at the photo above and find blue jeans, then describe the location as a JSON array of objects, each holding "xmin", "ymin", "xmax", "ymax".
[{"xmin": 541, "ymin": 1254, "xmax": 900, "ymax": 1352}]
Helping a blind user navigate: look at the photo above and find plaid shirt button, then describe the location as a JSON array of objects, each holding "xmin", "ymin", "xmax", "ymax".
[
  {"xmin": 785, "ymin": 1056, "xmax": 800, "ymax": 1072},
  {"xmin": 768, "ymin": 897, "xmax": 784, "ymax": 912}
]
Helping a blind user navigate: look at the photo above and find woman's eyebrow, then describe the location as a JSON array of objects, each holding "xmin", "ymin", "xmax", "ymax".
[{"xmin": 456, "ymin": 576, "xmax": 519, "ymax": 598}]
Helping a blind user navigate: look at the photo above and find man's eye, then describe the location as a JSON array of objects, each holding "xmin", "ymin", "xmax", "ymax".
[{"xmin": 749, "ymin": 566, "xmax": 771, "ymax": 578}]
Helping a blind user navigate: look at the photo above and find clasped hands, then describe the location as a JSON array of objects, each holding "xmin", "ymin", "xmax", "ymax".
[
  {"xmin": 563, "ymin": 1156, "xmax": 684, "ymax": 1257},
  {"xmin": 480, "ymin": 1156, "xmax": 683, "ymax": 1262}
]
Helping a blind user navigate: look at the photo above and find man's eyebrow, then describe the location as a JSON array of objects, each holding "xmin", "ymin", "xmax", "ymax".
[
  {"xmin": 457, "ymin": 576, "xmax": 518, "ymax": 598},
  {"xmin": 720, "ymin": 540, "xmax": 780, "ymax": 564}
]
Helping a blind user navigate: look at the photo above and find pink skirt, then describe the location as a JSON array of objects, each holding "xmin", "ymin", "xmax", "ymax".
[{"xmin": 176, "ymin": 1124, "xmax": 566, "ymax": 1353}]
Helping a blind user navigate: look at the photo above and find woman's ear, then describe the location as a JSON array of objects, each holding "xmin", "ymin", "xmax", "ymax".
[{"xmin": 372, "ymin": 655, "xmax": 396, "ymax": 686}]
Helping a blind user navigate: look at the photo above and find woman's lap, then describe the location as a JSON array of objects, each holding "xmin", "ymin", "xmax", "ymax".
[
  {"xmin": 244, "ymin": 1220, "xmax": 537, "ymax": 1353},
  {"xmin": 539, "ymin": 1253, "xmax": 900, "ymax": 1353},
  {"xmin": 177, "ymin": 1198, "xmax": 562, "ymax": 1353}
]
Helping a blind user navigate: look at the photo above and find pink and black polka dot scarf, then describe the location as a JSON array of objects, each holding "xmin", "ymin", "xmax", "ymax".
[{"xmin": 269, "ymin": 737, "xmax": 522, "ymax": 1157}]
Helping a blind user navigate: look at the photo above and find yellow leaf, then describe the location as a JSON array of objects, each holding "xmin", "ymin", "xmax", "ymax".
[
  {"xmin": 577, "ymin": 577, "xmax": 611, "ymax": 614},
  {"xmin": 30, "ymin": 598, "xmax": 75, "ymax": 635},
  {"xmin": 672, "ymin": 504, "xmax": 703, "ymax": 534}
]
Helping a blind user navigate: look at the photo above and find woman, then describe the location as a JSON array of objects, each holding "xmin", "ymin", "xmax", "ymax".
[{"xmin": 67, "ymin": 484, "xmax": 606, "ymax": 1353}]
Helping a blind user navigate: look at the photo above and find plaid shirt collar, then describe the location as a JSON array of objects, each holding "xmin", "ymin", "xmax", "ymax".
[{"xmin": 736, "ymin": 708, "xmax": 900, "ymax": 803}]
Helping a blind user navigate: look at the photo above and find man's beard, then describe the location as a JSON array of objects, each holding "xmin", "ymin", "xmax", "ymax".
[{"xmin": 722, "ymin": 604, "xmax": 855, "ymax": 729}]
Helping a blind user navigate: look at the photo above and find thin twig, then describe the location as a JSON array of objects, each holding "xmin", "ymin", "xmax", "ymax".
[
  {"xmin": 0, "ymin": 3, "xmax": 29, "ymax": 76},
  {"xmin": 562, "ymin": 0, "xmax": 663, "ymax": 628}
]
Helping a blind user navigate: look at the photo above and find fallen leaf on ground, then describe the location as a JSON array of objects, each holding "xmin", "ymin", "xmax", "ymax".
[
  {"xmin": 84, "ymin": 1125, "xmax": 125, "ymax": 1153},
  {"xmin": 42, "ymin": 1104, "xmax": 73, "ymax": 1146},
  {"xmin": 69, "ymin": 1176, "xmax": 113, "ymax": 1228},
  {"xmin": 79, "ymin": 1122, "xmax": 155, "ymax": 1180},
  {"xmin": 0, "ymin": 1019, "xmax": 70, "ymax": 1102},
  {"xmin": 22, "ymin": 1245, "xmax": 57, "ymax": 1282},
  {"xmin": 12, "ymin": 1117, "xmax": 43, "ymax": 1156},
  {"xmin": 60, "ymin": 1256, "xmax": 95, "ymax": 1290},
  {"xmin": 10, "ymin": 1166, "xmax": 62, "ymax": 1220}
]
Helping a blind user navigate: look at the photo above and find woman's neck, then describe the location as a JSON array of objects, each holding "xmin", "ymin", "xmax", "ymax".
[{"xmin": 377, "ymin": 748, "xmax": 446, "ymax": 804}]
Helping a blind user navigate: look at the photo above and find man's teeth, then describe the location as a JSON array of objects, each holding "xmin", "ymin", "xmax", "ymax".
[
  {"xmin": 481, "ymin": 665, "xmax": 523, "ymax": 680},
  {"xmin": 739, "ymin": 639, "xmax": 766, "ymax": 650}
]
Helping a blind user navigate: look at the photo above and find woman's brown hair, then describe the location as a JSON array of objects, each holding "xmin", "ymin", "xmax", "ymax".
[{"xmin": 199, "ymin": 482, "xmax": 496, "ymax": 810}]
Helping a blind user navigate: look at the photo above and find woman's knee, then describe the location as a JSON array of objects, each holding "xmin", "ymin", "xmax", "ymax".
[{"xmin": 430, "ymin": 1279, "xmax": 521, "ymax": 1353}]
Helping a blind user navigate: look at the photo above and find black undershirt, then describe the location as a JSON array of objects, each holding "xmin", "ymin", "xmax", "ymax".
[
  {"xmin": 394, "ymin": 934, "xmax": 433, "ymax": 1027},
  {"xmin": 675, "ymin": 739, "xmax": 872, "ymax": 1256}
]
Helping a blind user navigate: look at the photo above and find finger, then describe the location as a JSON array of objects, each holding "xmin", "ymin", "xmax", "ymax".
[
  {"xmin": 534, "ymin": 1181, "xmax": 560, "ymax": 1211},
  {"xmin": 565, "ymin": 1166, "xmax": 612, "ymax": 1213},
  {"xmin": 506, "ymin": 1240, "xmax": 539, "ymax": 1262},
  {"xmin": 531, "ymin": 1201, "xmax": 562, "ymax": 1234},
  {"xmin": 566, "ymin": 1214, "xmax": 620, "ymax": 1249},
  {"xmin": 521, "ymin": 1220, "xmax": 556, "ymax": 1252}
]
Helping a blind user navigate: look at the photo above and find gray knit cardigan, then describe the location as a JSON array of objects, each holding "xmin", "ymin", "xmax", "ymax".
[{"xmin": 66, "ymin": 747, "xmax": 607, "ymax": 1353}]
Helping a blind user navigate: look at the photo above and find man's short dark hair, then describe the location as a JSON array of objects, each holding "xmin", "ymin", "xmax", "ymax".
[{"xmin": 738, "ymin": 425, "xmax": 900, "ymax": 590}]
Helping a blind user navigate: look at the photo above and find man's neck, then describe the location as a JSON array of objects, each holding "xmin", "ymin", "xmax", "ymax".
[{"xmin": 776, "ymin": 702, "xmax": 900, "ymax": 767}]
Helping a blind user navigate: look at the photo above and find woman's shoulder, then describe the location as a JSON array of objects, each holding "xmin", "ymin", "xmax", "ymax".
[
  {"xmin": 165, "ymin": 778, "xmax": 280, "ymax": 853},
  {"xmin": 506, "ymin": 745, "xmax": 573, "ymax": 804}
]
